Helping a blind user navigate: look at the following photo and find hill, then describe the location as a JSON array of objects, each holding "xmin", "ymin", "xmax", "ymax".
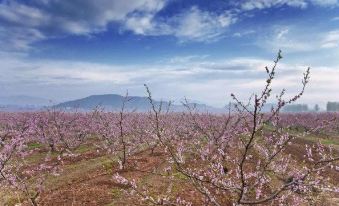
[{"xmin": 54, "ymin": 94, "xmax": 223, "ymax": 113}]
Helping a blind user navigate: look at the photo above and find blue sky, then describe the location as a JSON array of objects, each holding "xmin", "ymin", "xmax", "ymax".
[{"xmin": 0, "ymin": 0, "xmax": 339, "ymax": 107}]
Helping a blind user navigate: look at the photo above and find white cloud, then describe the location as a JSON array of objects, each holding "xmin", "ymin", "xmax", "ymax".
[
  {"xmin": 311, "ymin": 0, "xmax": 339, "ymax": 6},
  {"xmin": 240, "ymin": 0, "xmax": 338, "ymax": 10},
  {"xmin": 0, "ymin": 0, "xmax": 337, "ymax": 50},
  {"xmin": 124, "ymin": 15, "xmax": 155, "ymax": 35},
  {"xmin": 0, "ymin": 0, "xmax": 235, "ymax": 49},
  {"xmin": 173, "ymin": 7, "xmax": 236, "ymax": 42},
  {"xmin": 2, "ymin": 53, "xmax": 337, "ymax": 107},
  {"xmin": 260, "ymin": 26, "xmax": 315, "ymax": 52},
  {"xmin": 233, "ymin": 30, "xmax": 256, "ymax": 37},
  {"xmin": 0, "ymin": 26, "xmax": 45, "ymax": 51},
  {"xmin": 258, "ymin": 26, "xmax": 339, "ymax": 53},
  {"xmin": 241, "ymin": 0, "xmax": 308, "ymax": 10},
  {"xmin": 168, "ymin": 55, "xmax": 209, "ymax": 64},
  {"xmin": 123, "ymin": 7, "xmax": 237, "ymax": 42},
  {"xmin": 0, "ymin": 0, "xmax": 167, "ymax": 51},
  {"xmin": 0, "ymin": 1, "xmax": 47, "ymax": 27},
  {"xmin": 321, "ymin": 30, "xmax": 339, "ymax": 48}
]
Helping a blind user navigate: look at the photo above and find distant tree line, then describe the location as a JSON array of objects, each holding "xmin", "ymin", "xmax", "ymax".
[
  {"xmin": 283, "ymin": 104, "xmax": 309, "ymax": 113},
  {"xmin": 327, "ymin": 102, "xmax": 339, "ymax": 112},
  {"xmin": 281, "ymin": 102, "xmax": 339, "ymax": 113}
]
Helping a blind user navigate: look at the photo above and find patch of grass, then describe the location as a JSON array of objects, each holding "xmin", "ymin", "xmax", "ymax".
[
  {"xmin": 111, "ymin": 188, "xmax": 122, "ymax": 198},
  {"xmin": 320, "ymin": 138, "xmax": 339, "ymax": 145},
  {"xmin": 25, "ymin": 152, "xmax": 46, "ymax": 164},
  {"xmin": 102, "ymin": 159, "xmax": 116, "ymax": 174},
  {"xmin": 25, "ymin": 151, "xmax": 58, "ymax": 164},
  {"xmin": 75, "ymin": 144, "xmax": 92, "ymax": 154},
  {"xmin": 172, "ymin": 172, "xmax": 188, "ymax": 180},
  {"xmin": 301, "ymin": 134, "xmax": 339, "ymax": 146},
  {"xmin": 45, "ymin": 155, "xmax": 111, "ymax": 190},
  {"xmin": 0, "ymin": 188, "xmax": 23, "ymax": 206},
  {"xmin": 170, "ymin": 181, "xmax": 186, "ymax": 195},
  {"xmin": 27, "ymin": 142, "xmax": 42, "ymax": 149}
]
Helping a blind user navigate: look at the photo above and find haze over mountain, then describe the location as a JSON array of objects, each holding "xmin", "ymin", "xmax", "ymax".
[
  {"xmin": 54, "ymin": 94, "xmax": 224, "ymax": 113},
  {"xmin": 0, "ymin": 95, "xmax": 55, "ymax": 111},
  {"xmin": 0, "ymin": 95, "xmax": 53, "ymax": 106},
  {"xmin": 0, "ymin": 94, "xmax": 298, "ymax": 113}
]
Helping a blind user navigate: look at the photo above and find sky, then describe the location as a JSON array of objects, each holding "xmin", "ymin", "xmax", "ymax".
[{"xmin": 0, "ymin": 0, "xmax": 339, "ymax": 108}]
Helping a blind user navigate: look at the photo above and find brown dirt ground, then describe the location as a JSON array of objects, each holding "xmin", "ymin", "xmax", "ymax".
[{"xmin": 1, "ymin": 135, "xmax": 338, "ymax": 206}]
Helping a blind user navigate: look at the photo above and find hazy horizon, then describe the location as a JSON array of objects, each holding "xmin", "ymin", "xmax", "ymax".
[{"xmin": 1, "ymin": 0, "xmax": 339, "ymax": 108}]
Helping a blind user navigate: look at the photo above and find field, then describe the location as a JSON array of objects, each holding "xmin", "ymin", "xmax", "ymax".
[
  {"xmin": 0, "ymin": 109, "xmax": 338, "ymax": 206},
  {"xmin": 1, "ymin": 67, "xmax": 338, "ymax": 206}
]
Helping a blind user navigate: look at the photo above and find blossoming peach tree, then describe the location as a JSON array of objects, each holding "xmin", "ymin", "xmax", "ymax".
[{"xmin": 114, "ymin": 51, "xmax": 339, "ymax": 205}]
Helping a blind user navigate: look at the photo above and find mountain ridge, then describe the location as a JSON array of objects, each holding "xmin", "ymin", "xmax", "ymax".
[{"xmin": 54, "ymin": 94, "xmax": 222, "ymax": 113}]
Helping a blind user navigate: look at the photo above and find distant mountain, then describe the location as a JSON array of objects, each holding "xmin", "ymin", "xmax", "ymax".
[
  {"xmin": 0, "ymin": 95, "xmax": 53, "ymax": 107},
  {"xmin": 54, "ymin": 94, "xmax": 224, "ymax": 113},
  {"xmin": 0, "ymin": 94, "xmax": 296, "ymax": 113},
  {"xmin": 55, "ymin": 94, "xmax": 150, "ymax": 111}
]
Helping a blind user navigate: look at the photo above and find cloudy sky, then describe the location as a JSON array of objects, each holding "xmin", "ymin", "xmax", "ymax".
[{"xmin": 0, "ymin": 0, "xmax": 339, "ymax": 108}]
